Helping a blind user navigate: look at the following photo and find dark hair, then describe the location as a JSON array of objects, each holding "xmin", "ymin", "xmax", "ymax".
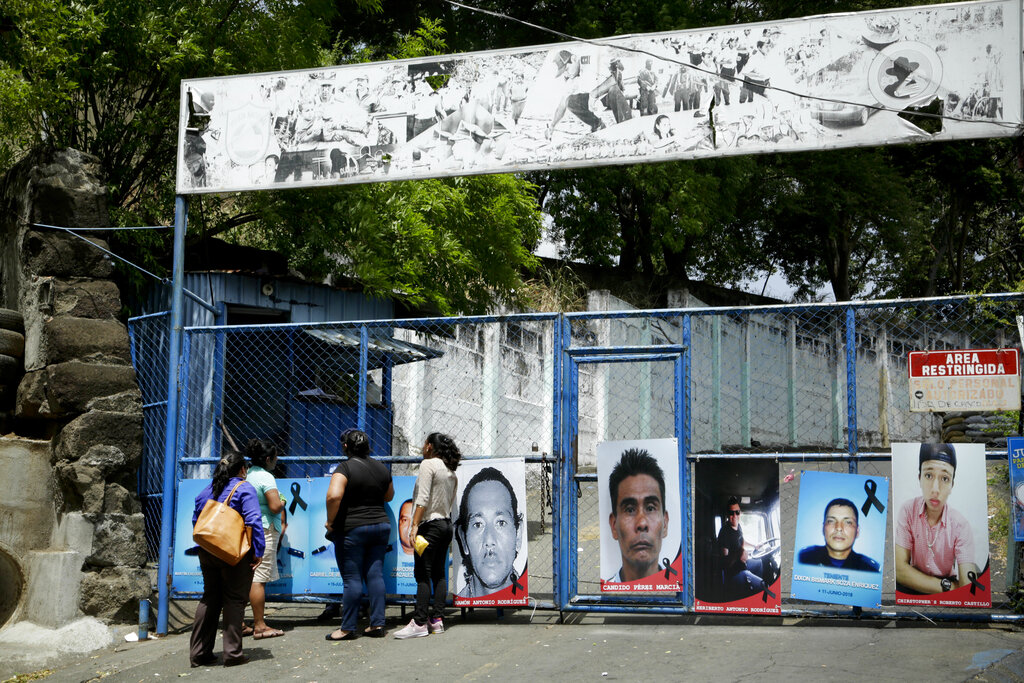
[
  {"xmin": 212, "ymin": 450, "xmax": 246, "ymax": 497},
  {"xmin": 608, "ymin": 448, "xmax": 666, "ymax": 511},
  {"xmin": 244, "ymin": 438, "xmax": 279, "ymax": 470},
  {"xmin": 342, "ymin": 428, "xmax": 370, "ymax": 458},
  {"xmin": 654, "ymin": 114, "xmax": 670, "ymax": 139},
  {"xmin": 724, "ymin": 495, "xmax": 740, "ymax": 517},
  {"xmin": 456, "ymin": 467, "xmax": 521, "ymax": 533},
  {"xmin": 822, "ymin": 498, "xmax": 858, "ymax": 526},
  {"xmin": 426, "ymin": 432, "xmax": 461, "ymax": 472},
  {"xmin": 455, "ymin": 466, "xmax": 522, "ymax": 569},
  {"xmin": 918, "ymin": 442, "xmax": 956, "ymax": 478}
]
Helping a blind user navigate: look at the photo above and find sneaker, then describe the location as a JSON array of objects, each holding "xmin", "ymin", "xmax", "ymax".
[
  {"xmin": 428, "ymin": 618, "xmax": 444, "ymax": 634},
  {"xmin": 393, "ymin": 618, "xmax": 429, "ymax": 639}
]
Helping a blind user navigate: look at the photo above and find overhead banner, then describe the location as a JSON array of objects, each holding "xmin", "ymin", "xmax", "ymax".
[
  {"xmin": 908, "ymin": 348, "xmax": 1021, "ymax": 412},
  {"xmin": 176, "ymin": 0, "xmax": 1022, "ymax": 194}
]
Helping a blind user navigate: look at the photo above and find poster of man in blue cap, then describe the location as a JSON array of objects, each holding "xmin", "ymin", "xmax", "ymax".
[
  {"xmin": 893, "ymin": 442, "xmax": 990, "ymax": 608},
  {"xmin": 791, "ymin": 470, "xmax": 888, "ymax": 609}
]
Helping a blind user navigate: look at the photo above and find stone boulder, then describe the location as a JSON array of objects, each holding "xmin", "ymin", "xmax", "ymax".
[
  {"xmin": 22, "ymin": 232, "xmax": 113, "ymax": 280},
  {"xmin": 27, "ymin": 149, "xmax": 109, "ymax": 230},
  {"xmin": 26, "ymin": 277, "xmax": 122, "ymax": 320},
  {"xmin": 79, "ymin": 566, "xmax": 151, "ymax": 622},
  {"xmin": 54, "ymin": 459, "xmax": 104, "ymax": 514},
  {"xmin": 86, "ymin": 389, "xmax": 142, "ymax": 414},
  {"xmin": 45, "ymin": 360, "xmax": 137, "ymax": 415},
  {"xmin": 85, "ymin": 513, "xmax": 146, "ymax": 568},
  {"xmin": 28, "ymin": 316, "xmax": 129, "ymax": 370},
  {"xmin": 15, "ymin": 369, "xmax": 53, "ymax": 419},
  {"xmin": 52, "ymin": 409, "xmax": 142, "ymax": 467},
  {"xmin": 102, "ymin": 483, "xmax": 141, "ymax": 515}
]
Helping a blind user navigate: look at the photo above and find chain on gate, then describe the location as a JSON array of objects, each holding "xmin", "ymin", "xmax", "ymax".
[{"xmin": 540, "ymin": 453, "xmax": 553, "ymax": 532}]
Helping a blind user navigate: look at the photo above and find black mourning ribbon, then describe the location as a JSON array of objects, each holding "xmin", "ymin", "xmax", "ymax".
[
  {"xmin": 510, "ymin": 564, "xmax": 527, "ymax": 595},
  {"xmin": 290, "ymin": 481, "xmax": 307, "ymax": 515},
  {"xmin": 761, "ymin": 581, "xmax": 777, "ymax": 603},
  {"xmin": 968, "ymin": 571, "xmax": 987, "ymax": 595},
  {"xmin": 861, "ymin": 479, "xmax": 884, "ymax": 517},
  {"xmin": 662, "ymin": 557, "xmax": 679, "ymax": 581}
]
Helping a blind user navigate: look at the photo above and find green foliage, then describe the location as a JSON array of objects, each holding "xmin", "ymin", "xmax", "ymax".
[
  {"xmin": 1, "ymin": 3, "xmax": 542, "ymax": 315},
  {"xmin": 235, "ymin": 172, "xmax": 541, "ymax": 314}
]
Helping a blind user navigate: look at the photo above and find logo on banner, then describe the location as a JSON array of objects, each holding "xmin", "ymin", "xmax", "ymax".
[
  {"xmin": 868, "ymin": 41, "xmax": 943, "ymax": 109},
  {"xmin": 224, "ymin": 103, "xmax": 273, "ymax": 166}
]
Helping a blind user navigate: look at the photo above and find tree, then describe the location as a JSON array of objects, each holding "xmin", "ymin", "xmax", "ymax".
[
  {"xmin": 0, "ymin": 0, "xmax": 347, "ymax": 213},
  {"xmin": 1, "ymin": 2, "xmax": 543, "ymax": 315},
  {"xmin": 541, "ymin": 159, "xmax": 758, "ymax": 286},
  {"xmin": 738, "ymin": 148, "xmax": 922, "ymax": 302}
]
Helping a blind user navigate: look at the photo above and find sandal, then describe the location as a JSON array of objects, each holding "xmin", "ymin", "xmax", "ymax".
[
  {"xmin": 253, "ymin": 628, "xmax": 285, "ymax": 639},
  {"xmin": 241, "ymin": 625, "xmax": 254, "ymax": 637},
  {"xmin": 325, "ymin": 630, "xmax": 357, "ymax": 641}
]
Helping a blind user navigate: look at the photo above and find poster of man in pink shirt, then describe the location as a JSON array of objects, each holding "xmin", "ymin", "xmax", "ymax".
[{"xmin": 892, "ymin": 442, "xmax": 990, "ymax": 608}]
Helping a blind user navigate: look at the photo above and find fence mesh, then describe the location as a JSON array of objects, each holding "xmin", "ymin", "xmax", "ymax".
[
  {"xmin": 132, "ymin": 293, "xmax": 1024, "ymax": 616},
  {"xmin": 127, "ymin": 311, "xmax": 171, "ymax": 562}
]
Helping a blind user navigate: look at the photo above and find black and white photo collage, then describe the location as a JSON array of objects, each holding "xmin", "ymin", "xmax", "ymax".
[{"xmin": 178, "ymin": 0, "xmax": 1017, "ymax": 194}]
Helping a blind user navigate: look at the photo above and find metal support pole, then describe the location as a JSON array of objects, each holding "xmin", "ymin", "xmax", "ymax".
[
  {"xmin": 845, "ymin": 307, "xmax": 858, "ymax": 473},
  {"xmin": 358, "ymin": 325, "xmax": 368, "ymax": 433},
  {"xmin": 156, "ymin": 195, "xmax": 188, "ymax": 634}
]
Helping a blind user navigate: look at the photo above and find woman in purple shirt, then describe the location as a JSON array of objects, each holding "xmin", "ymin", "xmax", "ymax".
[{"xmin": 189, "ymin": 450, "xmax": 265, "ymax": 668}]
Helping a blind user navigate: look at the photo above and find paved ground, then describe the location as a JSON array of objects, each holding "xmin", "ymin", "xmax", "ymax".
[{"xmin": 2, "ymin": 603, "xmax": 1024, "ymax": 682}]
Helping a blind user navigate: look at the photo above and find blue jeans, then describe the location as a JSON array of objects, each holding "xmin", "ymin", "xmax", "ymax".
[{"xmin": 334, "ymin": 522, "xmax": 391, "ymax": 632}]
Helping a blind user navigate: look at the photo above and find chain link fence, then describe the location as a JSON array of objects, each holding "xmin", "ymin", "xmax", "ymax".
[
  {"xmin": 131, "ymin": 293, "xmax": 1023, "ymax": 618},
  {"xmin": 127, "ymin": 311, "xmax": 171, "ymax": 561}
]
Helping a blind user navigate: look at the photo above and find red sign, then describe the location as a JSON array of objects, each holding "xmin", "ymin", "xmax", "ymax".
[
  {"xmin": 908, "ymin": 348, "xmax": 1020, "ymax": 412},
  {"xmin": 909, "ymin": 349, "xmax": 1019, "ymax": 377}
]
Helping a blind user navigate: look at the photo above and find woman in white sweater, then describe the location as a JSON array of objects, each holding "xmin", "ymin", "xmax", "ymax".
[{"xmin": 393, "ymin": 433, "xmax": 461, "ymax": 639}]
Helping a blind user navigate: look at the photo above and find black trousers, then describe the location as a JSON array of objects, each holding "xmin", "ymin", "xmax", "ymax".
[
  {"xmin": 411, "ymin": 518, "xmax": 453, "ymax": 625},
  {"xmin": 189, "ymin": 548, "xmax": 254, "ymax": 666}
]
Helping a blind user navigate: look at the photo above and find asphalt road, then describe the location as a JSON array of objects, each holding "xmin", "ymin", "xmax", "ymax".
[{"xmin": 2, "ymin": 603, "xmax": 1023, "ymax": 682}]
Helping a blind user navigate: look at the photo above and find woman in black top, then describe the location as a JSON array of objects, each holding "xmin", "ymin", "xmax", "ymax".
[{"xmin": 324, "ymin": 429, "xmax": 394, "ymax": 640}]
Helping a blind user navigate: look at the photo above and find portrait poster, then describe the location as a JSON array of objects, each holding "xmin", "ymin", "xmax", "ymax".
[
  {"xmin": 694, "ymin": 459, "xmax": 781, "ymax": 614},
  {"xmin": 385, "ymin": 476, "xmax": 421, "ymax": 595},
  {"xmin": 892, "ymin": 442, "xmax": 990, "ymax": 607},
  {"xmin": 597, "ymin": 438, "xmax": 683, "ymax": 593},
  {"xmin": 1010, "ymin": 437, "xmax": 1024, "ymax": 542},
  {"xmin": 178, "ymin": 0, "xmax": 1020, "ymax": 195},
  {"xmin": 305, "ymin": 476, "xmax": 343, "ymax": 595},
  {"xmin": 173, "ymin": 478, "xmax": 313, "ymax": 595},
  {"xmin": 791, "ymin": 470, "xmax": 888, "ymax": 609},
  {"xmin": 452, "ymin": 457, "xmax": 529, "ymax": 607}
]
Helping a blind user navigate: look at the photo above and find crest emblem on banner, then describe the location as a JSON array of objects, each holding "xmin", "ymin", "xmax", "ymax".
[
  {"xmin": 224, "ymin": 103, "xmax": 273, "ymax": 166},
  {"xmin": 868, "ymin": 41, "xmax": 943, "ymax": 110}
]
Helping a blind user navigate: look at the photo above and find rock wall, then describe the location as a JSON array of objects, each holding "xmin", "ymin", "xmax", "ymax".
[{"xmin": 0, "ymin": 148, "xmax": 149, "ymax": 625}]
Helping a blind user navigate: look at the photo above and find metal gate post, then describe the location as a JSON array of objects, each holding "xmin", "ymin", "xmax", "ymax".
[
  {"xmin": 551, "ymin": 315, "xmax": 563, "ymax": 611},
  {"xmin": 556, "ymin": 315, "xmax": 577, "ymax": 611},
  {"xmin": 156, "ymin": 195, "xmax": 188, "ymax": 634},
  {"xmin": 845, "ymin": 307, "xmax": 858, "ymax": 473},
  {"xmin": 358, "ymin": 325, "xmax": 368, "ymax": 432}
]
